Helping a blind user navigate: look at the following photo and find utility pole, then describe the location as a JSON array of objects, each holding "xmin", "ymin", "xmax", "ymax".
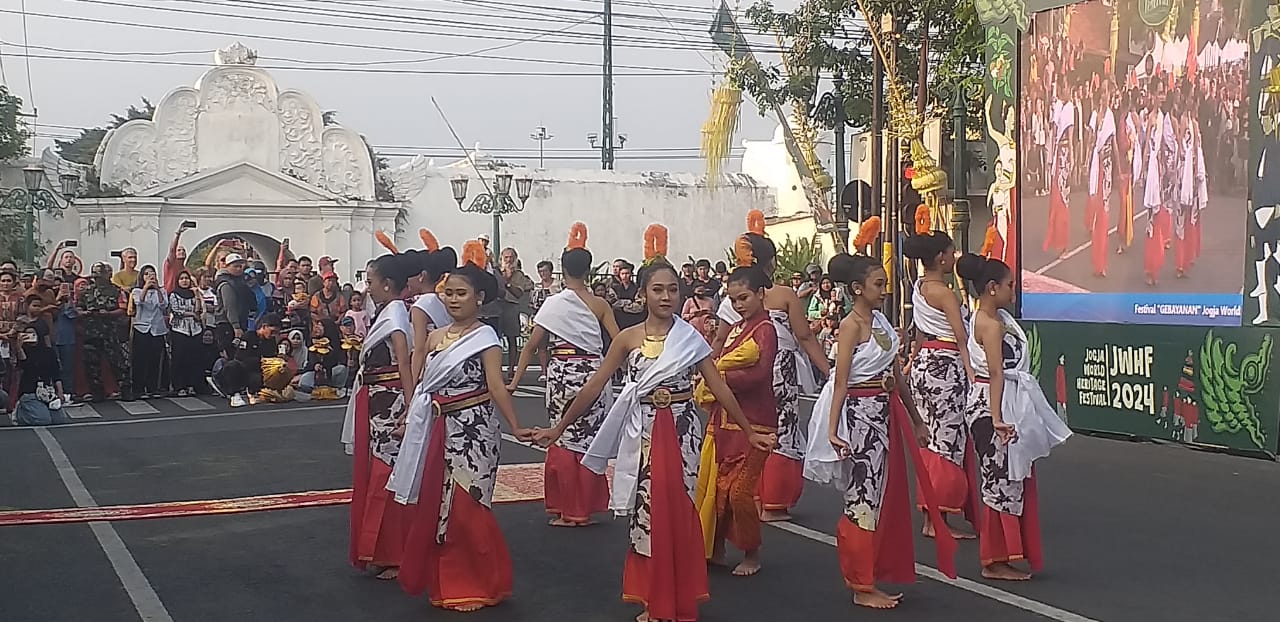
[
  {"xmin": 602, "ymin": 0, "xmax": 615, "ymax": 170},
  {"xmin": 530, "ymin": 126, "xmax": 553, "ymax": 169},
  {"xmin": 831, "ymin": 72, "xmax": 850, "ymax": 251}
]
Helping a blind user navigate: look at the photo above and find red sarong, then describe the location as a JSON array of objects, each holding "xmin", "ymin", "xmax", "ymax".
[
  {"xmin": 758, "ymin": 453, "xmax": 804, "ymax": 511},
  {"xmin": 836, "ymin": 388, "xmax": 958, "ymax": 591},
  {"xmin": 399, "ymin": 406, "xmax": 513, "ymax": 610},
  {"xmin": 348, "ymin": 384, "xmax": 408, "ymax": 569},
  {"xmin": 978, "ymin": 471, "xmax": 1043, "ymax": 572},
  {"xmin": 1044, "ymin": 167, "xmax": 1070, "ymax": 254},
  {"xmin": 544, "ymin": 444, "xmax": 609, "ymax": 524},
  {"xmin": 622, "ymin": 406, "xmax": 708, "ymax": 621}
]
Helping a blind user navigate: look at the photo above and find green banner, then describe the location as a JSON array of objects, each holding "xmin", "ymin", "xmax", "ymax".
[{"xmin": 1026, "ymin": 321, "xmax": 1280, "ymax": 456}]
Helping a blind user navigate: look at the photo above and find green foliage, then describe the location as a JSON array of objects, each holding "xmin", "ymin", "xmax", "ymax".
[
  {"xmin": 55, "ymin": 99, "xmax": 155, "ymax": 166},
  {"xmin": 1199, "ymin": 331, "xmax": 1272, "ymax": 449},
  {"xmin": 0, "ymin": 85, "xmax": 31, "ymax": 163},
  {"xmin": 327, "ymin": 110, "xmax": 395, "ymax": 202},
  {"xmin": 733, "ymin": 0, "xmax": 985, "ymax": 133},
  {"xmin": 773, "ymin": 234, "xmax": 823, "ymax": 281},
  {"xmin": 1028, "ymin": 325, "xmax": 1041, "ymax": 378}
]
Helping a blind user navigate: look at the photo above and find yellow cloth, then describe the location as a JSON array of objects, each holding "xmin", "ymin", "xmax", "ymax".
[
  {"xmin": 693, "ymin": 335, "xmax": 760, "ymax": 408},
  {"xmin": 694, "ymin": 426, "xmax": 718, "ymax": 559}
]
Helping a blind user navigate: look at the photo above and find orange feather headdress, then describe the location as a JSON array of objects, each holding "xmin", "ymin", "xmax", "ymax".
[
  {"xmin": 914, "ymin": 204, "xmax": 933, "ymax": 236},
  {"xmin": 852, "ymin": 216, "xmax": 882, "ymax": 251},
  {"xmin": 746, "ymin": 208, "xmax": 766, "ymax": 236},
  {"xmin": 461, "ymin": 239, "xmax": 488, "ymax": 269},
  {"xmin": 981, "ymin": 223, "xmax": 999, "ymax": 257},
  {"xmin": 419, "ymin": 228, "xmax": 440, "ymax": 251},
  {"xmin": 566, "ymin": 222, "xmax": 588, "ymax": 250},
  {"xmin": 375, "ymin": 230, "xmax": 399, "ymax": 254},
  {"xmin": 642, "ymin": 224, "xmax": 668, "ymax": 266}
]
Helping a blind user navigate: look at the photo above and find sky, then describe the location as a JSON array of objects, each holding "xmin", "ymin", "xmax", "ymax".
[{"xmin": 0, "ymin": 0, "xmax": 815, "ymax": 174}]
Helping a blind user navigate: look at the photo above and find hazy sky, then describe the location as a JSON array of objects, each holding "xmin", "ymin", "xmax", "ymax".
[{"xmin": 0, "ymin": 0, "xmax": 809, "ymax": 174}]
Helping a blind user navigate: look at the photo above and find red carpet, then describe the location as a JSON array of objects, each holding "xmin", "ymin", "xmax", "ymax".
[{"xmin": 1, "ymin": 463, "xmax": 548, "ymax": 527}]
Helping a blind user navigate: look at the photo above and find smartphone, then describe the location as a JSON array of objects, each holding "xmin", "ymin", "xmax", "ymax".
[
  {"xmin": 64, "ymin": 240, "xmax": 78, "ymax": 247},
  {"xmin": 110, "ymin": 250, "xmax": 123, "ymax": 258},
  {"xmin": 355, "ymin": 270, "xmax": 366, "ymax": 280},
  {"xmin": 20, "ymin": 331, "xmax": 37, "ymax": 344},
  {"xmin": 182, "ymin": 220, "xmax": 197, "ymax": 229}
]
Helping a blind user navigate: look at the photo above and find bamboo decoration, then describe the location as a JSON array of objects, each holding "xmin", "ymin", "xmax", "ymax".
[{"xmin": 701, "ymin": 80, "xmax": 744, "ymax": 183}]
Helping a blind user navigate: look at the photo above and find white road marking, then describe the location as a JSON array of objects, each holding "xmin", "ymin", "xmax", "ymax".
[
  {"xmin": 166, "ymin": 397, "xmax": 215, "ymax": 412},
  {"xmin": 119, "ymin": 401, "xmax": 160, "ymax": 416},
  {"xmin": 34, "ymin": 428, "xmax": 175, "ymax": 622},
  {"xmin": 499, "ymin": 432, "xmax": 1099, "ymax": 622},
  {"xmin": 0, "ymin": 403, "xmax": 343, "ymax": 431},
  {"xmin": 1034, "ymin": 207, "xmax": 1150, "ymax": 275},
  {"xmin": 64, "ymin": 403, "xmax": 103, "ymax": 419}
]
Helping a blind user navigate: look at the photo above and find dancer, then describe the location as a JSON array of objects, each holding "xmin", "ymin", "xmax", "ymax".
[
  {"xmin": 507, "ymin": 223, "xmax": 621, "ymax": 527},
  {"xmin": 957, "ymin": 254, "xmax": 1072, "ymax": 582},
  {"xmin": 341, "ymin": 252, "xmax": 417, "ymax": 581},
  {"xmin": 387, "ymin": 241, "xmax": 530, "ymax": 612},
  {"xmin": 532, "ymin": 224, "xmax": 773, "ymax": 622},
  {"xmin": 1087, "ymin": 81, "xmax": 1116, "ymax": 277},
  {"xmin": 902, "ymin": 209, "xmax": 976, "ymax": 539},
  {"xmin": 1143, "ymin": 101, "xmax": 1169, "ymax": 285},
  {"xmin": 805, "ymin": 253, "xmax": 957, "ymax": 610},
  {"xmin": 695, "ymin": 262, "xmax": 779, "ymax": 577},
  {"xmin": 1178, "ymin": 110, "xmax": 1207, "ymax": 273},
  {"xmin": 712, "ymin": 210, "xmax": 829, "ymax": 522},
  {"xmin": 408, "ymin": 230, "xmax": 457, "ymax": 380},
  {"xmin": 1117, "ymin": 91, "xmax": 1140, "ymax": 255},
  {"xmin": 1044, "ymin": 82, "xmax": 1074, "ymax": 256}
]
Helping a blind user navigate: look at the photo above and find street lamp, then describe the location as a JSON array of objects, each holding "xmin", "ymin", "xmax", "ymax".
[
  {"xmin": 1, "ymin": 164, "xmax": 74, "ymax": 267},
  {"xmin": 816, "ymin": 71, "xmax": 854, "ymax": 251},
  {"xmin": 450, "ymin": 169, "xmax": 533, "ymax": 256}
]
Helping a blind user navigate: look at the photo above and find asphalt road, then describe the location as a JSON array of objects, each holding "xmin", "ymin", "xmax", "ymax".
[
  {"xmin": 1, "ymin": 384, "xmax": 1276, "ymax": 622},
  {"xmin": 1019, "ymin": 189, "xmax": 1246, "ymax": 293}
]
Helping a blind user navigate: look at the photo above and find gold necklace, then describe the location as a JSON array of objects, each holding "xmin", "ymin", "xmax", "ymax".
[
  {"xmin": 639, "ymin": 324, "xmax": 669, "ymax": 359},
  {"xmin": 435, "ymin": 321, "xmax": 479, "ymax": 352}
]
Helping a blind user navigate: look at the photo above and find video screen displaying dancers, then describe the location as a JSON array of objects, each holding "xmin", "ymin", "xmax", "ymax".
[{"xmin": 1019, "ymin": 0, "xmax": 1248, "ymax": 325}]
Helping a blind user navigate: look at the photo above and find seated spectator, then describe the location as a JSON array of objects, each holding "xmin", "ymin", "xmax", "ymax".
[
  {"xmin": 12, "ymin": 320, "xmax": 67, "ymax": 426},
  {"xmin": 212, "ymin": 313, "xmax": 282, "ymax": 407},
  {"xmin": 296, "ymin": 319, "xmax": 349, "ymax": 400}
]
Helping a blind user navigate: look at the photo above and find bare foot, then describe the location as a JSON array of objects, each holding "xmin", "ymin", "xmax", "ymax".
[
  {"xmin": 454, "ymin": 604, "xmax": 483, "ymax": 612},
  {"xmin": 636, "ymin": 611, "xmax": 649, "ymax": 622},
  {"xmin": 759, "ymin": 509, "xmax": 792, "ymax": 522},
  {"xmin": 375, "ymin": 567, "xmax": 399, "ymax": 580},
  {"xmin": 853, "ymin": 589, "xmax": 903, "ymax": 609},
  {"xmin": 732, "ymin": 553, "xmax": 761, "ymax": 576},
  {"xmin": 948, "ymin": 524, "xmax": 977, "ymax": 540},
  {"xmin": 548, "ymin": 517, "xmax": 594, "ymax": 527},
  {"xmin": 982, "ymin": 562, "xmax": 1032, "ymax": 581}
]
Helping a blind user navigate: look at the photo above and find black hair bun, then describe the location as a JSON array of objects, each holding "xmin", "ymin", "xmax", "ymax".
[
  {"xmin": 901, "ymin": 231, "xmax": 953, "ymax": 261},
  {"xmin": 955, "ymin": 253, "xmax": 988, "ymax": 282},
  {"xmin": 454, "ymin": 264, "xmax": 499, "ymax": 304}
]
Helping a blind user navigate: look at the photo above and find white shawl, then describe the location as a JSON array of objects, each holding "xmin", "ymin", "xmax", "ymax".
[
  {"xmin": 1088, "ymin": 109, "xmax": 1116, "ymax": 196},
  {"xmin": 340, "ymin": 301, "xmax": 413, "ymax": 454},
  {"xmin": 804, "ymin": 311, "xmax": 898, "ymax": 489},
  {"xmin": 583, "ymin": 318, "xmax": 710, "ymax": 515},
  {"xmin": 412, "ymin": 293, "xmax": 451, "ymax": 330},
  {"xmin": 534, "ymin": 289, "xmax": 603, "ymax": 355},
  {"xmin": 968, "ymin": 310, "xmax": 1072, "ymax": 481},
  {"xmin": 386, "ymin": 326, "xmax": 502, "ymax": 504},
  {"xmin": 719, "ymin": 298, "xmax": 817, "ymax": 393}
]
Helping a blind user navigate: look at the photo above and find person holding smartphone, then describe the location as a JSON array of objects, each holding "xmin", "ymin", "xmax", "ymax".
[
  {"xmin": 12, "ymin": 319, "xmax": 67, "ymax": 426},
  {"xmin": 52, "ymin": 276, "xmax": 78, "ymax": 402},
  {"xmin": 129, "ymin": 265, "xmax": 170, "ymax": 399}
]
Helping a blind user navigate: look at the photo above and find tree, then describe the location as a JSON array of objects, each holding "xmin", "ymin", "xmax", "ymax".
[
  {"xmin": 0, "ymin": 85, "xmax": 31, "ymax": 163},
  {"xmin": 731, "ymin": 0, "xmax": 984, "ymax": 134}
]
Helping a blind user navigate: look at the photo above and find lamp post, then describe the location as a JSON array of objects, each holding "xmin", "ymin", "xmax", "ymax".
[
  {"xmin": 950, "ymin": 86, "xmax": 971, "ymax": 254},
  {"xmin": 1, "ymin": 164, "xmax": 76, "ymax": 267},
  {"xmin": 450, "ymin": 170, "xmax": 533, "ymax": 257},
  {"xmin": 816, "ymin": 71, "xmax": 853, "ymax": 252}
]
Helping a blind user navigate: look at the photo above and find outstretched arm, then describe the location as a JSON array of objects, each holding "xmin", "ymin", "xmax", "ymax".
[
  {"xmin": 699, "ymin": 357, "xmax": 774, "ymax": 452},
  {"xmin": 534, "ymin": 334, "xmax": 629, "ymax": 445},
  {"xmin": 827, "ymin": 318, "xmax": 857, "ymax": 456},
  {"xmin": 505, "ymin": 325, "xmax": 546, "ymax": 392},
  {"xmin": 482, "ymin": 346, "xmax": 531, "ymax": 439}
]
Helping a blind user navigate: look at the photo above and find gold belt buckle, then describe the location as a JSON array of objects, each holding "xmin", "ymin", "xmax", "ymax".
[{"xmin": 651, "ymin": 388, "xmax": 672, "ymax": 409}]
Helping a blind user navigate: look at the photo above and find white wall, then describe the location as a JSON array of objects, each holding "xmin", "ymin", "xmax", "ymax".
[{"xmin": 404, "ymin": 172, "xmax": 777, "ymax": 267}]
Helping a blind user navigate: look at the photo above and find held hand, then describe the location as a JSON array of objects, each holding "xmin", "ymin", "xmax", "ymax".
[
  {"xmin": 504, "ymin": 380, "xmax": 520, "ymax": 393},
  {"xmin": 913, "ymin": 421, "xmax": 931, "ymax": 448},
  {"xmin": 993, "ymin": 420, "xmax": 1018, "ymax": 445},
  {"xmin": 530, "ymin": 427, "xmax": 561, "ymax": 447},
  {"xmin": 513, "ymin": 427, "xmax": 536, "ymax": 442},
  {"xmin": 749, "ymin": 431, "xmax": 777, "ymax": 453},
  {"xmin": 829, "ymin": 434, "xmax": 851, "ymax": 459}
]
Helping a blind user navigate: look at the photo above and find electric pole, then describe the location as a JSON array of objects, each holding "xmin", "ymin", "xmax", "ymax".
[
  {"xmin": 602, "ymin": 0, "xmax": 615, "ymax": 170},
  {"xmin": 530, "ymin": 126, "xmax": 554, "ymax": 169}
]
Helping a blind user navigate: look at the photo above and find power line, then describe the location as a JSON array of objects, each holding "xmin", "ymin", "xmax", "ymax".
[{"xmin": 0, "ymin": 50, "xmax": 714, "ymax": 77}]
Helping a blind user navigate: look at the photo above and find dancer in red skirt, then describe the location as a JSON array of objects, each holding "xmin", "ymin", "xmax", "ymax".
[
  {"xmin": 958, "ymin": 254, "xmax": 1071, "ymax": 581},
  {"xmin": 1087, "ymin": 82, "xmax": 1117, "ymax": 277},
  {"xmin": 508, "ymin": 223, "xmax": 621, "ymax": 526},
  {"xmin": 387, "ymin": 242, "xmax": 533, "ymax": 612},
  {"xmin": 533, "ymin": 224, "xmax": 773, "ymax": 622},
  {"xmin": 1044, "ymin": 83, "xmax": 1075, "ymax": 256},
  {"xmin": 341, "ymin": 251, "xmax": 417, "ymax": 581},
  {"xmin": 711, "ymin": 210, "xmax": 829, "ymax": 523},
  {"xmin": 903, "ymin": 212, "xmax": 977, "ymax": 539}
]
